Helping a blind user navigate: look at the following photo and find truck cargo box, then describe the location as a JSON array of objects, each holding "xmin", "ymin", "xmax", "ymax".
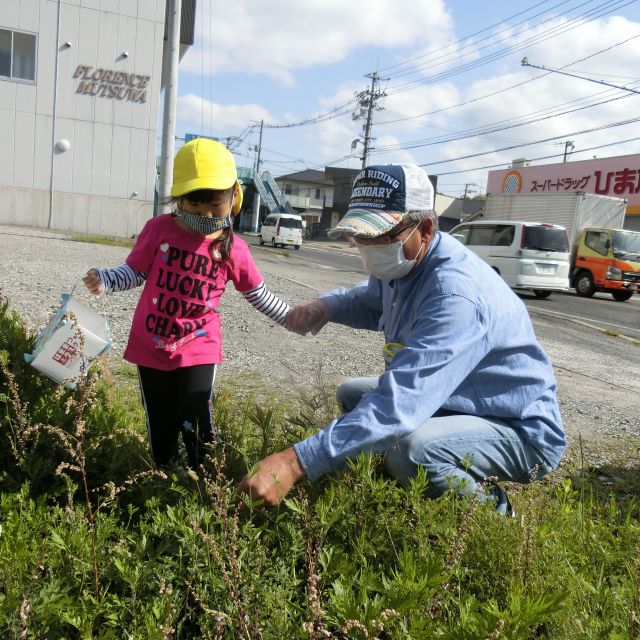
[{"xmin": 481, "ymin": 192, "xmax": 626, "ymax": 246}]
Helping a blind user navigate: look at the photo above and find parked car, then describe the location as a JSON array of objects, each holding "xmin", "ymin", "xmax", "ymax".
[
  {"xmin": 259, "ymin": 213, "xmax": 303, "ymax": 249},
  {"xmin": 449, "ymin": 220, "xmax": 570, "ymax": 298}
]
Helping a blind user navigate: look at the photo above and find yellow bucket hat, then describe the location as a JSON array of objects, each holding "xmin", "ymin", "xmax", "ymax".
[{"xmin": 171, "ymin": 138, "xmax": 240, "ymax": 207}]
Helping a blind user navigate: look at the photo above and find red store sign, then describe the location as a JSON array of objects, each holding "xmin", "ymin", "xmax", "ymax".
[{"xmin": 487, "ymin": 154, "xmax": 640, "ymax": 215}]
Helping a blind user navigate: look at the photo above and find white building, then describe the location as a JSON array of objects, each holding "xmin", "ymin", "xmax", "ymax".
[{"xmin": 0, "ymin": 0, "xmax": 194, "ymax": 238}]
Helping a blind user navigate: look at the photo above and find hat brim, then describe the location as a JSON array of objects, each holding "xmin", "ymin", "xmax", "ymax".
[
  {"xmin": 327, "ymin": 208, "xmax": 405, "ymax": 239},
  {"xmin": 171, "ymin": 174, "xmax": 237, "ymax": 197}
]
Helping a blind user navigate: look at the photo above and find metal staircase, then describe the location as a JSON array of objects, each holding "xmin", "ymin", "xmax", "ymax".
[
  {"xmin": 262, "ymin": 171, "xmax": 295, "ymax": 213},
  {"xmin": 236, "ymin": 167, "xmax": 294, "ymax": 214},
  {"xmin": 251, "ymin": 172, "xmax": 278, "ymax": 212}
]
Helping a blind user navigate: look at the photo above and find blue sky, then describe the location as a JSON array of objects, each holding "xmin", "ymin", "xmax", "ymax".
[{"xmin": 171, "ymin": 0, "xmax": 640, "ymax": 197}]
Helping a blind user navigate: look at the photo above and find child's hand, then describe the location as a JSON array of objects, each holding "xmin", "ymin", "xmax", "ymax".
[
  {"xmin": 83, "ymin": 269, "xmax": 104, "ymax": 295},
  {"xmin": 285, "ymin": 299, "xmax": 330, "ymax": 335}
]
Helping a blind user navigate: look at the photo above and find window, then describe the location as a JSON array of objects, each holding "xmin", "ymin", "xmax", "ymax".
[
  {"xmin": 524, "ymin": 226, "xmax": 569, "ymax": 252},
  {"xmin": 492, "ymin": 225, "xmax": 515, "ymax": 246},
  {"xmin": 450, "ymin": 225, "xmax": 470, "ymax": 245},
  {"xmin": 263, "ymin": 216, "xmax": 275, "ymax": 226},
  {"xmin": 284, "ymin": 184, "xmax": 292, "ymax": 195},
  {"xmin": 585, "ymin": 230, "xmax": 609, "ymax": 256},
  {"xmin": 279, "ymin": 217, "xmax": 302, "ymax": 229},
  {"xmin": 468, "ymin": 225, "xmax": 496, "ymax": 246},
  {"xmin": 612, "ymin": 230, "xmax": 640, "ymax": 259},
  {"xmin": 0, "ymin": 28, "xmax": 36, "ymax": 81},
  {"xmin": 315, "ymin": 188, "xmax": 323, "ymax": 200}
]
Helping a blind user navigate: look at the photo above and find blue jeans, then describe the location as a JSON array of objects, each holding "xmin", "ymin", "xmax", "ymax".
[{"xmin": 337, "ymin": 377, "xmax": 552, "ymax": 499}]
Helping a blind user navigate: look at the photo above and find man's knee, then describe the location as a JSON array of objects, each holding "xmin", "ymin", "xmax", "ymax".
[
  {"xmin": 384, "ymin": 436, "xmax": 461, "ymax": 497},
  {"xmin": 335, "ymin": 381, "xmax": 351, "ymax": 413},
  {"xmin": 384, "ymin": 439, "xmax": 419, "ymax": 487},
  {"xmin": 336, "ymin": 377, "xmax": 376, "ymax": 413}
]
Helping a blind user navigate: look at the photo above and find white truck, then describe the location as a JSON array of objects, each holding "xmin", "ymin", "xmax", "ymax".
[{"xmin": 478, "ymin": 192, "xmax": 640, "ymax": 301}]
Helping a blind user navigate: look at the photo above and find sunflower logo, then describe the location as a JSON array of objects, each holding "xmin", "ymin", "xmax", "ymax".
[{"xmin": 501, "ymin": 170, "xmax": 523, "ymax": 193}]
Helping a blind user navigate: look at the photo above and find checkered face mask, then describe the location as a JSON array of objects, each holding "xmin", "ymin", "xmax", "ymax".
[{"xmin": 177, "ymin": 207, "xmax": 233, "ymax": 236}]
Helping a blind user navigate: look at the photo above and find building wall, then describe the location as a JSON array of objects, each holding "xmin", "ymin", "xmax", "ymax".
[
  {"xmin": 274, "ymin": 178, "xmax": 327, "ymax": 211},
  {"xmin": 0, "ymin": 0, "xmax": 166, "ymax": 237}
]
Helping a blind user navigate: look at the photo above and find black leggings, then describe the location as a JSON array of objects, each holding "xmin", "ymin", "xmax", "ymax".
[{"xmin": 137, "ymin": 364, "xmax": 216, "ymax": 468}]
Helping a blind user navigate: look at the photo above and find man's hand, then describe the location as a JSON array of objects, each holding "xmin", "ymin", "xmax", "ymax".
[
  {"xmin": 285, "ymin": 299, "xmax": 330, "ymax": 335},
  {"xmin": 82, "ymin": 269, "xmax": 104, "ymax": 295},
  {"xmin": 236, "ymin": 447, "xmax": 306, "ymax": 510}
]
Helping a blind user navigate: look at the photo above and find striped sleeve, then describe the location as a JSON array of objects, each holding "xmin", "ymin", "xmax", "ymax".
[
  {"xmin": 95, "ymin": 264, "xmax": 147, "ymax": 293},
  {"xmin": 242, "ymin": 281, "xmax": 290, "ymax": 326}
]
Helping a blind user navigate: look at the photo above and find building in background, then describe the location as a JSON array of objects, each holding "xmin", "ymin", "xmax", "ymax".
[
  {"xmin": 487, "ymin": 154, "xmax": 640, "ymax": 232},
  {"xmin": 433, "ymin": 193, "xmax": 482, "ymax": 231},
  {"xmin": 0, "ymin": 0, "xmax": 195, "ymax": 238},
  {"xmin": 274, "ymin": 169, "xmax": 331, "ymax": 233}
]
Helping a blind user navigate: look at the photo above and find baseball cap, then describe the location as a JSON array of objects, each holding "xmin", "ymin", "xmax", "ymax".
[
  {"xmin": 171, "ymin": 138, "xmax": 238, "ymax": 197},
  {"xmin": 328, "ymin": 163, "xmax": 435, "ymax": 239}
]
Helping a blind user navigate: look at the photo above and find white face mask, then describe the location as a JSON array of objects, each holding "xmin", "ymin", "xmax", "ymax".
[{"xmin": 358, "ymin": 224, "xmax": 423, "ymax": 281}]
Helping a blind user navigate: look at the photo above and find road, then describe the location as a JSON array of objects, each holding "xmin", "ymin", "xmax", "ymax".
[{"xmin": 243, "ymin": 235, "xmax": 640, "ymax": 342}]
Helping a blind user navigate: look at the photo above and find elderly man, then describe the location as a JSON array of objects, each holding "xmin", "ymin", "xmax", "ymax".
[{"xmin": 236, "ymin": 163, "xmax": 566, "ymax": 514}]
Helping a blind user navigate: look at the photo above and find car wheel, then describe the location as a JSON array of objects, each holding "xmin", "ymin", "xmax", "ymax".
[
  {"xmin": 575, "ymin": 271, "xmax": 596, "ymax": 297},
  {"xmin": 294, "ymin": 245, "xmax": 300, "ymax": 250},
  {"xmin": 533, "ymin": 290, "xmax": 552, "ymax": 299},
  {"xmin": 271, "ymin": 238, "xmax": 276, "ymax": 248},
  {"xmin": 611, "ymin": 290, "xmax": 633, "ymax": 302},
  {"xmin": 259, "ymin": 235, "xmax": 264, "ymax": 246}
]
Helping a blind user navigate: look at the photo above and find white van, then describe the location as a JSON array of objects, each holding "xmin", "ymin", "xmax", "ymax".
[
  {"xmin": 259, "ymin": 213, "xmax": 303, "ymax": 250},
  {"xmin": 449, "ymin": 220, "xmax": 570, "ymax": 298}
]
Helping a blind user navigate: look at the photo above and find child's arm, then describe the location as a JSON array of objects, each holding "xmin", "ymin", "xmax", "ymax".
[
  {"xmin": 83, "ymin": 264, "xmax": 147, "ymax": 295},
  {"xmin": 242, "ymin": 282, "xmax": 290, "ymax": 325}
]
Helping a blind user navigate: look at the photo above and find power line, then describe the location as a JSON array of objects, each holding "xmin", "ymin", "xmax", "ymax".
[
  {"xmin": 375, "ymin": 33, "xmax": 640, "ymax": 127},
  {"xmin": 381, "ymin": 0, "xmax": 576, "ymax": 79},
  {"xmin": 314, "ymin": 85, "xmax": 640, "ymax": 170},
  {"xmin": 522, "ymin": 55, "xmax": 640, "ymax": 94},
  {"xmin": 431, "ymin": 134, "xmax": 640, "ymax": 175},
  {"xmin": 385, "ymin": 0, "xmax": 634, "ymax": 92},
  {"xmin": 231, "ymin": 2, "xmax": 637, "ymax": 162},
  {"xmin": 411, "ymin": 115, "xmax": 640, "ymax": 167},
  {"xmin": 241, "ymin": 4, "xmax": 640, "ymax": 174},
  {"xmin": 371, "ymin": 86, "xmax": 638, "ymax": 153},
  {"xmin": 259, "ymin": 99, "xmax": 359, "ymax": 129},
  {"xmin": 229, "ymin": 1, "xmax": 634, "ymax": 141},
  {"xmin": 385, "ymin": 0, "xmax": 637, "ymax": 96}
]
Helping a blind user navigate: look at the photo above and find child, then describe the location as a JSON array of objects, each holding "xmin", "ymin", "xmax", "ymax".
[{"xmin": 83, "ymin": 138, "xmax": 291, "ymax": 468}]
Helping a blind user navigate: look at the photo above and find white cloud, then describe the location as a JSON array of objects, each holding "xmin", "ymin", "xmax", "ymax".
[
  {"xmin": 177, "ymin": 94, "xmax": 275, "ymax": 132},
  {"xmin": 181, "ymin": 0, "xmax": 454, "ymax": 85}
]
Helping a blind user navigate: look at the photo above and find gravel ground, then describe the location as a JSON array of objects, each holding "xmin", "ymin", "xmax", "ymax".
[{"xmin": 1, "ymin": 224, "xmax": 638, "ymax": 464}]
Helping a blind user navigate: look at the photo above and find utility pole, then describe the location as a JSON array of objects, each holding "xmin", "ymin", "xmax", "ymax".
[
  {"xmin": 251, "ymin": 119, "xmax": 264, "ymax": 235},
  {"xmin": 361, "ymin": 73, "xmax": 378, "ymax": 168},
  {"xmin": 463, "ymin": 182, "xmax": 477, "ymax": 199},
  {"xmin": 158, "ymin": 0, "xmax": 182, "ymax": 212},
  {"xmin": 353, "ymin": 72, "xmax": 386, "ymax": 168},
  {"xmin": 254, "ymin": 119, "xmax": 264, "ymax": 175},
  {"xmin": 563, "ymin": 140, "xmax": 575, "ymax": 163}
]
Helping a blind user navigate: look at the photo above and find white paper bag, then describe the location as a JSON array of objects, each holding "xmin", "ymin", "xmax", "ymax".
[{"xmin": 24, "ymin": 294, "xmax": 112, "ymax": 388}]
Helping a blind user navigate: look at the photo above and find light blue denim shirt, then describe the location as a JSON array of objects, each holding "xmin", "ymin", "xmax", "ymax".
[{"xmin": 294, "ymin": 231, "xmax": 566, "ymax": 481}]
